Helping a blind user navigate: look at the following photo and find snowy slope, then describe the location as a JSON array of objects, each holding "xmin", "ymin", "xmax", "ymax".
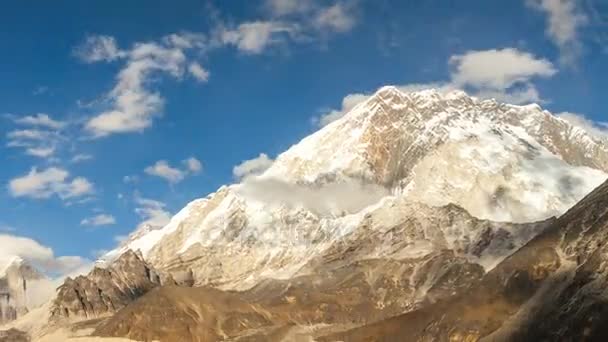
[{"xmin": 103, "ymin": 86, "xmax": 608, "ymax": 290}]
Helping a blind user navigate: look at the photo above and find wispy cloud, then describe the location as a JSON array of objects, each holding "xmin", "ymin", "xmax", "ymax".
[
  {"xmin": 134, "ymin": 196, "xmax": 171, "ymax": 229},
  {"xmin": 233, "ymin": 153, "xmax": 274, "ymax": 179},
  {"xmin": 5, "ymin": 113, "xmax": 68, "ymax": 159},
  {"xmin": 526, "ymin": 0, "xmax": 588, "ymax": 65},
  {"xmin": 144, "ymin": 156, "xmax": 202, "ymax": 184},
  {"xmin": 71, "ymin": 153, "xmax": 94, "ymax": 163},
  {"xmin": 8, "ymin": 167, "xmax": 94, "ymax": 200},
  {"xmin": 557, "ymin": 112, "xmax": 608, "ymax": 140},
  {"xmin": 0, "ymin": 233, "xmax": 92, "ymax": 276},
  {"xmin": 210, "ymin": 0, "xmax": 359, "ymax": 55},
  {"xmin": 183, "ymin": 157, "xmax": 203, "ymax": 173},
  {"xmin": 144, "ymin": 160, "xmax": 186, "ymax": 184},
  {"xmin": 13, "ymin": 113, "xmax": 65, "ymax": 129},
  {"xmin": 78, "ymin": 33, "xmax": 208, "ymax": 137},
  {"xmin": 213, "ymin": 21, "xmax": 299, "ymax": 54},
  {"xmin": 188, "ymin": 62, "xmax": 210, "ymax": 82},
  {"xmin": 81, "ymin": 214, "xmax": 116, "ymax": 227},
  {"xmin": 73, "ymin": 35, "xmax": 126, "ymax": 63}
]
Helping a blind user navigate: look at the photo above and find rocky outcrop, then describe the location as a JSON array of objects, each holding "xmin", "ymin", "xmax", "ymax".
[
  {"xmin": 0, "ymin": 328, "xmax": 29, "ymax": 342},
  {"xmin": 50, "ymin": 250, "xmax": 174, "ymax": 321}
]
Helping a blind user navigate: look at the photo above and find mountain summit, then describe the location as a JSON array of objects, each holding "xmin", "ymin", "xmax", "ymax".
[{"xmin": 104, "ymin": 87, "xmax": 607, "ymax": 290}]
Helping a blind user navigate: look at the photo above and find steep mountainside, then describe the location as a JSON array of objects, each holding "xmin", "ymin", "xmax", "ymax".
[
  {"xmin": 91, "ymin": 179, "xmax": 608, "ymax": 342},
  {"xmin": 323, "ymin": 179, "xmax": 608, "ymax": 341},
  {"xmin": 93, "ymin": 203, "xmax": 553, "ymax": 341}
]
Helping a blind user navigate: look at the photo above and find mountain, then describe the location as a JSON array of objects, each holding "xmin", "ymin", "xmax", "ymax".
[
  {"xmin": 0, "ymin": 257, "xmax": 46, "ymax": 325},
  {"xmin": 5, "ymin": 86, "xmax": 608, "ymax": 341},
  {"xmin": 103, "ymin": 86, "xmax": 608, "ymax": 291},
  {"xmin": 322, "ymin": 178, "xmax": 608, "ymax": 341}
]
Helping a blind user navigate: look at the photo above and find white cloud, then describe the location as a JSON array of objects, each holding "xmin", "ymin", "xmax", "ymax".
[
  {"xmin": 74, "ymin": 35, "xmax": 126, "ymax": 63},
  {"xmin": 8, "ymin": 167, "xmax": 94, "ymax": 200},
  {"xmin": 5, "ymin": 114, "xmax": 66, "ymax": 159},
  {"xmin": 184, "ymin": 157, "xmax": 203, "ymax": 173},
  {"xmin": 266, "ymin": 0, "xmax": 312, "ymax": 16},
  {"xmin": 71, "ymin": 153, "xmax": 93, "ymax": 163},
  {"xmin": 145, "ymin": 157, "xmax": 202, "ymax": 183},
  {"xmin": 526, "ymin": 0, "xmax": 588, "ymax": 65},
  {"xmin": 14, "ymin": 113, "xmax": 66, "ymax": 129},
  {"xmin": 83, "ymin": 33, "xmax": 208, "ymax": 137},
  {"xmin": 81, "ymin": 214, "xmax": 116, "ymax": 226},
  {"xmin": 188, "ymin": 62, "xmax": 210, "ymax": 82},
  {"xmin": 7, "ymin": 129, "xmax": 53, "ymax": 141},
  {"xmin": 0, "ymin": 234, "xmax": 91, "ymax": 276},
  {"xmin": 317, "ymin": 48, "xmax": 558, "ymax": 126},
  {"xmin": 25, "ymin": 147, "xmax": 55, "ymax": 158},
  {"xmin": 237, "ymin": 177, "xmax": 388, "ymax": 216},
  {"xmin": 313, "ymin": 3, "xmax": 357, "ymax": 33},
  {"xmin": 449, "ymin": 48, "xmax": 557, "ymax": 90},
  {"xmin": 314, "ymin": 93, "xmax": 369, "ymax": 127},
  {"xmin": 134, "ymin": 197, "xmax": 171, "ymax": 229},
  {"xmin": 0, "ymin": 235, "xmax": 51, "ymax": 264},
  {"xmin": 216, "ymin": 21, "xmax": 298, "ymax": 54},
  {"xmin": 557, "ymin": 112, "xmax": 608, "ymax": 139},
  {"xmin": 233, "ymin": 153, "xmax": 274, "ymax": 179},
  {"xmin": 264, "ymin": 0, "xmax": 357, "ymax": 35},
  {"xmin": 0, "ymin": 233, "xmax": 92, "ymax": 306},
  {"xmin": 144, "ymin": 160, "xmax": 186, "ymax": 184}
]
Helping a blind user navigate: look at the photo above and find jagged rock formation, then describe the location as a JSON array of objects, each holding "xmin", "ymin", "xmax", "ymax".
[
  {"xmin": 0, "ymin": 258, "xmax": 44, "ymax": 325},
  {"xmin": 49, "ymin": 250, "xmax": 173, "ymax": 321}
]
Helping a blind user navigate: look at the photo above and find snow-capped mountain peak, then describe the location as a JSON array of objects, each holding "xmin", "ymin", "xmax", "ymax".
[{"xmin": 105, "ymin": 86, "xmax": 608, "ymax": 292}]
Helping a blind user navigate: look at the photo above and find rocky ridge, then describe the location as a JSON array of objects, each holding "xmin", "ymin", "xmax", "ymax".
[{"xmin": 49, "ymin": 250, "xmax": 173, "ymax": 322}]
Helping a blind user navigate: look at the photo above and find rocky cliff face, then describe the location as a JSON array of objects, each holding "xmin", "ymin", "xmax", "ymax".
[{"xmin": 49, "ymin": 250, "xmax": 173, "ymax": 322}]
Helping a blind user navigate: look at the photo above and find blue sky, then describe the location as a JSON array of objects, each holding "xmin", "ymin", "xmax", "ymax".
[{"xmin": 0, "ymin": 0, "xmax": 606, "ymax": 275}]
